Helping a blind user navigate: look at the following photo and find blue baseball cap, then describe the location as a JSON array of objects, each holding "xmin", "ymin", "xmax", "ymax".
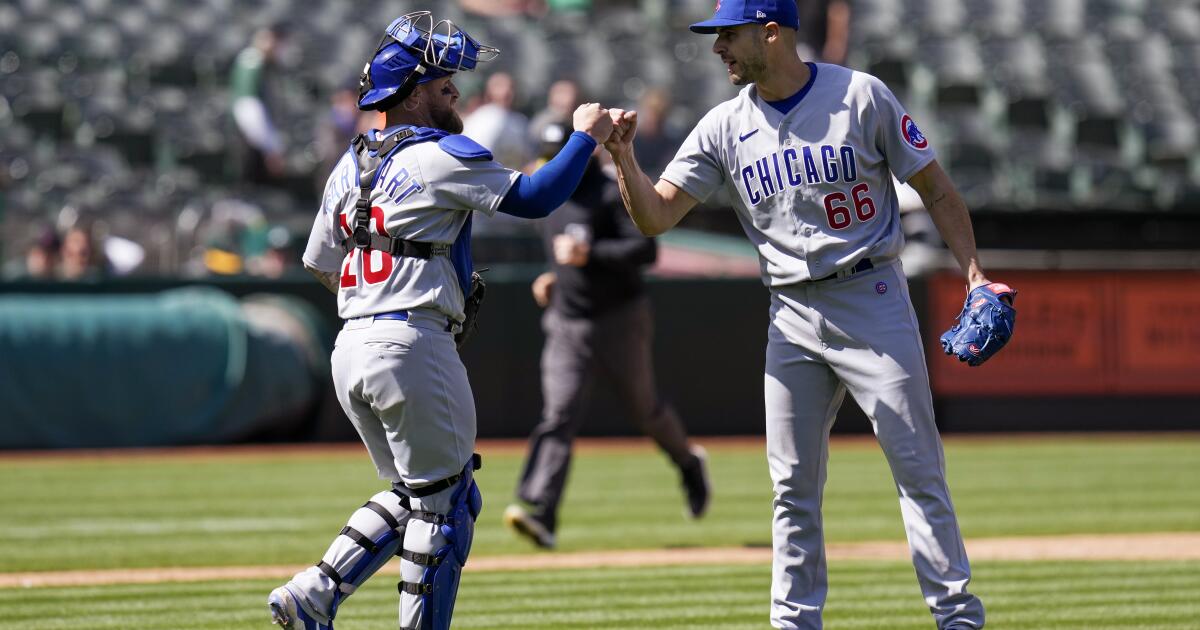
[{"xmin": 689, "ymin": 0, "xmax": 800, "ymax": 34}]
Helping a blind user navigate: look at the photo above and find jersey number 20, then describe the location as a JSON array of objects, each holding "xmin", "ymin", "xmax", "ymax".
[
  {"xmin": 338, "ymin": 207, "xmax": 392, "ymax": 288},
  {"xmin": 822, "ymin": 183, "xmax": 877, "ymax": 230}
]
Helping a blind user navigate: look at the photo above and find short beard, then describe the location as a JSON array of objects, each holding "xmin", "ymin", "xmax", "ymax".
[
  {"xmin": 731, "ymin": 54, "xmax": 766, "ymax": 86},
  {"xmin": 430, "ymin": 103, "xmax": 463, "ymax": 134},
  {"xmin": 730, "ymin": 37, "xmax": 767, "ymax": 86}
]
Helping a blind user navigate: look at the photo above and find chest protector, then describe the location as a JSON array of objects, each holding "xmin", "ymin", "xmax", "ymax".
[
  {"xmin": 347, "ymin": 126, "xmax": 449, "ymax": 258},
  {"xmin": 346, "ymin": 126, "xmax": 493, "ymax": 300}
]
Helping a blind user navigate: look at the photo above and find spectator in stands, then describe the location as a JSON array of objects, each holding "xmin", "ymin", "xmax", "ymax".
[
  {"xmin": 315, "ymin": 83, "xmax": 378, "ymax": 196},
  {"xmin": 229, "ymin": 24, "xmax": 289, "ymax": 185},
  {"xmin": 797, "ymin": 0, "xmax": 850, "ymax": 65},
  {"xmin": 249, "ymin": 225, "xmax": 296, "ymax": 279},
  {"xmin": 458, "ymin": 0, "xmax": 546, "ymax": 17},
  {"xmin": 20, "ymin": 228, "xmax": 60, "ymax": 279},
  {"xmin": 503, "ymin": 122, "xmax": 711, "ymax": 549},
  {"xmin": 462, "ymin": 72, "xmax": 532, "ymax": 170},
  {"xmin": 102, "ymin": 235, "xmax": 146, "ymax": 277},
  {"xmin": 546, "ymin": 0, "xmax": 593, "ymax": 14},
  {"xmin": 529, "ymin": 79, "xmax": 583, "ymax": 148},
  {"xmin": 58, "ymin": 225, "xmax": 103, "ymax": 281},
  {"xmin": 463, "ymin": 72, "xmax": 539, "ymax": 238},
  {"xmin": 631, "ymin": 87, "xmax": 683, "ymax": 178}
]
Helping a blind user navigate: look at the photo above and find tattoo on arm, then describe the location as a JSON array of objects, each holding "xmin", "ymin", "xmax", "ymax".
[{"xmin": 306, "ymin": 265, "xmax": 340, "ymax": 294}]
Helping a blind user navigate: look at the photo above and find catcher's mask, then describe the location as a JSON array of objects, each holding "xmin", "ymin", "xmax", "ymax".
[{"xmin": 358, "ymin": 11, "xmax": 499, "ymax": 112}]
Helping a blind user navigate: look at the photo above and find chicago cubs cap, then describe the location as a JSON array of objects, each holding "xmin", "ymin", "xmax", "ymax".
[{"xmin": 689, "ymin": 0, "xmax": 801, "ymax": 34}]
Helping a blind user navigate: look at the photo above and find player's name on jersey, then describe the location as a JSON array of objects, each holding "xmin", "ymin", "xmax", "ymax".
[
  {"xmin": 323, "ymin": 156, "xmax": 356, "ymax": 213},
  {"xmin": 740, "ymin": 144, "xmax": 859, "ymax": 207},
  {"xmin": 377, "ymin": 161, "xmax": 425, "ymax": 205},
  {"xmin": 322, "ymin": 152, "xmax": 426, "ymax": 216}
]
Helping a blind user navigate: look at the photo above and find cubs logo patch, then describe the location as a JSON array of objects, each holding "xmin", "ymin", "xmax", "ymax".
[
  {"xmin": 968, "ymin": 343, "xmax": 982, "ymax": 356},
  {"xmin": 901, "ymin": 114, "xmax": 929, "ymax": 150},
  {"xmin": 875, "ymin": 281, "xmax": 888, "ymax": 294},
  {"xmin": 756, "ymin": 10, "xmax": 767, "ymax": 18}
]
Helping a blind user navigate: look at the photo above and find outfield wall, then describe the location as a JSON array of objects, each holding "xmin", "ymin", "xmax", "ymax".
[{"xmin": 1, "ymin": 269, "xmax": 1197, "ymax": 448}]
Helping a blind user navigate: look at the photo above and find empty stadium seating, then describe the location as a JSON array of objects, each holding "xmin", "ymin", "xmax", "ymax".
[
  {"xmin": 2, "ymin": 0, "xmax": 1199, "ymax": 275},
  {"xmin": 849, "ymin": 0, "xmax": 1200, "ymax": 211}
]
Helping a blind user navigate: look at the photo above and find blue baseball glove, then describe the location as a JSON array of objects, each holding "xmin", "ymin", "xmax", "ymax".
[{"xmin": 939, "ymin": 282, "xmax": 1017, "ymax": 366}]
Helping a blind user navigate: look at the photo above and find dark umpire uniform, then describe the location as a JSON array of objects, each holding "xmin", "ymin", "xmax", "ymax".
[{"xmin": 503, "ymin": 124, "xmax": 711, "ymax": 548}]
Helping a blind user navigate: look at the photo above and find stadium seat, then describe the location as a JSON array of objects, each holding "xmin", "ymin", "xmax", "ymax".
[
  {"xmin": 967, "ymin": 0, "xmax": 1024, "ymax": 38},
  {"xmin": 943, "ymin": 140, "xmax": 1006, "ymax": 208},
  {"xmin": 1034, "ymin": 0, "xmax": 1088, "ymax": 40},
  {"xmin": 12, "ymin": 70, "xmax": 68, "ymax": 140},
  {"xmin": 912, "ymin": 0, "xmax": 967, "ymax": 37},
  {"xmin": 1157, "ymin": 3, "xmax": 1200, "ymax": 42},
  {"xmin": 0, "ymin": 4, "xmax": 20, "ymax": 40}
]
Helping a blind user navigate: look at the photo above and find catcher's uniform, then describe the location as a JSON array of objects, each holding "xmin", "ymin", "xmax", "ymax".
[
  {"xmin": 662, "ymin": 62, "xmax": 985, "ymax": 629},
  {"xmin": 305, "ymin": 127, "xmax": 517, "ymax": 485},
  {"xmin": 288, "ymin": 125, "xmax": 517, "ymax": 629}
]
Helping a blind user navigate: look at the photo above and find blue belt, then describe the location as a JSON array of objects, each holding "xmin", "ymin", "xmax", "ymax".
[
  {"xmin": 372, "ymin": 310, "xmax": 454, "ymax": 332},
  {"xmin": 814, "ymin": 258, "xmax": 873, "ymax": 282}
]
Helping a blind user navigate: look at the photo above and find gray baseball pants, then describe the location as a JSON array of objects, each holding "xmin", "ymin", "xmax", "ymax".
[
  {"xmin": 765, "ymin": 260, "xmax": 984, "ymax": 630},
  {"xmin": 516, "ymin": 296, "xmax": 693, "ymax": 528},
  {"xmin": 333, "ymin": 310, "xmax": 476, "ymax": 486},
  {"xmin": 284, "ymin": 309, "xmax": 476, "ymax": 626}
]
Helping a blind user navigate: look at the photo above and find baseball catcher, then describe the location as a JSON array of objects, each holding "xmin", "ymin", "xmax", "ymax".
[{"xmin": 269, "ymin": 9, "xmax": 614, "ymax": 630}]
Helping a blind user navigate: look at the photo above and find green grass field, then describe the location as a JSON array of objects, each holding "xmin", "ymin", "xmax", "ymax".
[{"xmin": 1, "ymin": 435, "xmax": 1198, "ymax": 629}]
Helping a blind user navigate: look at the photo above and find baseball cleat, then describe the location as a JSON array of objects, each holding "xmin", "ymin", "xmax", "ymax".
[
  {"xmin": 268, "ymin": 585, "xmax": 333, "ymax": 630},
  {"xmin": 503, "ymin": 503, "xmax": 557, "ymax": 549},
  {"xmin": 681, "ymin": 445, "xmax": 712, "ymax": 519}
]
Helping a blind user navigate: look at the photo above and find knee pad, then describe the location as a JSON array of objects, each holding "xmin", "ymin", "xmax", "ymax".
[
  {"xmin": 313, "ymin": 489, "xmax": 411, "ymax": 617},
  {"xmin": 398, "ymin": 462, "xmax": 483, "ymax": 630}
]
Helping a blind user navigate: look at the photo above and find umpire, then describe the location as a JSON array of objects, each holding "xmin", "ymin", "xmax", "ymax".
[{"xmin": 504, "ymin": 122, "xmax": 711, "ymax": 549}]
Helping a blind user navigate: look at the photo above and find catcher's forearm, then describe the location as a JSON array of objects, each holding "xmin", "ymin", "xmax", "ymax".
[
  {"xmin": 306, "ymin": 265, "xmax": 340, "ymax": 294},
  {"xmin": 912, "ymin": 163, "xmax": 987, "ymax": 287}
]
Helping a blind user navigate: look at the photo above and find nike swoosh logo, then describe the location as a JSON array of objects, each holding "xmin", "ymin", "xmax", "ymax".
[{"xmin": 738, "ymin": 129, "xmax": 759, "ymax": 142}]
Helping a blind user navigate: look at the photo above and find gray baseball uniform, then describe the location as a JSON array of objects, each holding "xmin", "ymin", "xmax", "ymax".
[
  {"xmin": 661, "ymin": 63, "xmax": 984, "ymax": 629},
  {"xmin": 289, "ymin": 127, "xmax": 518, "ymax": 628},
  {"xmin": 305, "ymin": 134, "xmax": 517, "ymax": 484}
]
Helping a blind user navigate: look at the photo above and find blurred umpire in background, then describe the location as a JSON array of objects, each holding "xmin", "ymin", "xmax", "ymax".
[{"xmin": 503, "ymin": 122, "xmax": 711, "ymax": 549}]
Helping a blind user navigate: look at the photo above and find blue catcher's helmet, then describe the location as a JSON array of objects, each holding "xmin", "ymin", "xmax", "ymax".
[{"xmin": 358, "ymin": 11, "xmax": 499, "ymax": 112}]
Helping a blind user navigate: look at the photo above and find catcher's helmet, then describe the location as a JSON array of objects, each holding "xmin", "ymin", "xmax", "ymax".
[{"xmin": 358, "ymin": 11, "xmax": 499, "ymax": 112}]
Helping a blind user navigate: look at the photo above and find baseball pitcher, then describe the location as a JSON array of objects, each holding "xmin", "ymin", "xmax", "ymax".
[{"xmin": 602, "ymin": 1, "xmax": 1016, "ymax": 628}]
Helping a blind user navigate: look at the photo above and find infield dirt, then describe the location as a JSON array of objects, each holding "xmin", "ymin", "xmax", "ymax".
[{"xmin": 3, "ymin": 532, "xmax": 1198, "ymax": 589}]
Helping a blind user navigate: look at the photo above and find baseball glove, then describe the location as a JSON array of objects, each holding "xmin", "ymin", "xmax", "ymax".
[
  {"xmin": 455, "ymin": 271, "xmax": 487, "ymax": 350},
  {"xmin": 939, "ymin": 282, "xmax": 1017, "ymax": 366}
]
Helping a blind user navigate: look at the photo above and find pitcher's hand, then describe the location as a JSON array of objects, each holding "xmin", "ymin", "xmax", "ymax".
[{"xmin": 604, "ymin": 109, "xmax": 638, "ymax": 157}]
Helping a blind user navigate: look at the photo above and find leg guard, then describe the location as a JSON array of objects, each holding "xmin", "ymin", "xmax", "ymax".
[
  {"xmin": 281, "ymin": 489, "xmax": 412, "ymax": 624},
  {"xmin": 397, "ymin": 459, "xmax": 483, "ymax": 630}
]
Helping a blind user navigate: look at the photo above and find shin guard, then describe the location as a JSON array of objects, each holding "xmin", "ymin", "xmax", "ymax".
[
  {"xmin": 398, "ymin": 459, "xmax": 483, "ymax": 630},
  {"xmin": 288, "ymin": 489, "xmax": 412, "ymax": 623}
]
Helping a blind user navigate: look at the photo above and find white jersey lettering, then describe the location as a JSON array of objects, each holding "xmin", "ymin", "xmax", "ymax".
[{"xmin": 739, "ymin": 143, "xmax": 861, "ymax": 207}]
